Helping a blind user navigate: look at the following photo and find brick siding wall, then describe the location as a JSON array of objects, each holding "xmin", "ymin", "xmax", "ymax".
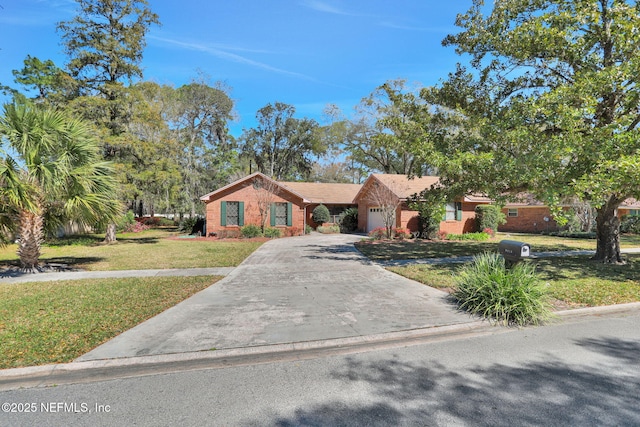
[
  {"xmin": 499, "ymin": 207, "xmax": 559, "ymax": 233},
  {"xmin": 205, "ymin": 182, "xmax": 305, "ymax": 236}
]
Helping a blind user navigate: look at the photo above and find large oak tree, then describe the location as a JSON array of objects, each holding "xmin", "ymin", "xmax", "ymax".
[
  {"xmin": 414, "ymin": 0, "xmax": 640, "ymax": 264},
  {"xmin": 241, "ymin": 102, "xmax": 324, "ymax": 180}
]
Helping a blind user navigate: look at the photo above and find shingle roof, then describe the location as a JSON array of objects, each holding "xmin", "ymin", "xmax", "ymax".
[
  {"xmin": 504, "ymin": 195, "xmax": 640, "ymax": 209},
  {"xmin": 199, "ymin": 172, "xmax": 311, "ymax": 203},
  {"xmin": 621, "ymin": 198, "xmax": 640, "ymax": 209},
  {"xmin": 278, "ymin": 182, "xmax": 362, "ymax": 204},
  {"xmin": 369, "ymin": 174, "xmax": 441, "ymax": 199},
  {"xmin": 504, "ymin": 193, "xmax": 548, "ymax": 207},
  {"xmin": 463, "ymin": 194, "xmax": 494, "ymax": 203}
]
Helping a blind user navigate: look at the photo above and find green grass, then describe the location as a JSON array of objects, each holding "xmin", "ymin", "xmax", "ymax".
[
  {"xmin": 0, "ymin": 229, "xmax": 263, "ymax": 270},
  {"xmin": 389, "ymin": 254, "xmax": 640, "ymax": 309},
  {"xmin": 356, "ymin": 232, "xmax": 640, "ymax": 261},
  {"xmin": 0, "ymin": 275, "xmax": 220, "ymax": 369}
]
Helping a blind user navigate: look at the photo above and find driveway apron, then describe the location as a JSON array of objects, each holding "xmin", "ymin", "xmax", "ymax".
[{"xmin": 78, "ymin": 234, "xmax": 473, "ymax": 361}]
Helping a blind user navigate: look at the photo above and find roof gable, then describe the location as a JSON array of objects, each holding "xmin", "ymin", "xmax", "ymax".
[
  {"xmin": 199, "ymin": 172, "xmax": 310, "ymax": 203},
  {"xmin": 354, "ymin": 174, "xmax": 441, "ymax": 202}
]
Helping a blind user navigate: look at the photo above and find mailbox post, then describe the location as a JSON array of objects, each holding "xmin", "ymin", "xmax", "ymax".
[{"xmin": 498, "ymin": 240, "xmax": 531, "ymax": 267}]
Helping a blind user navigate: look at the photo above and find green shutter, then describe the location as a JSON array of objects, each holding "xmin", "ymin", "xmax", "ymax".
[
  {"xmin": 220, "ymin": 201, "xmax": 227, "ymax": 226},
  {"xmin": 270, "ymin": 203, "xmax": 276, "ymax": 226},
  {"xmin": 238, "ymin": 202, "xmax": 245, "ymax": 226},
  {"xmin": 456, "ymin": 202, "xmax": 463, "ymax": 221},
  {"xmin": 287, "ymin": 202, "xmax": 293, "ymax": 226}
]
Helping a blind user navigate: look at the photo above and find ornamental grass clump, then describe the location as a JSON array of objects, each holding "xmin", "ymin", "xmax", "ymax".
[{"xmin": 452, "ymin": 252, "xmax": 552, "ymax": 326}]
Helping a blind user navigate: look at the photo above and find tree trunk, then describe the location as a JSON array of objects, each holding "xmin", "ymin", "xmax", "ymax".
[
  {"xmin": 17, "ymin": 209, "xmax": 43, "ymax": 272},
  {"xmin": 104, "ymin": 223, "xmax": 117, "ymax": 244},
  {"xmin": 593, "ymin": 202, "xmax": 623, "ymax": 264}
]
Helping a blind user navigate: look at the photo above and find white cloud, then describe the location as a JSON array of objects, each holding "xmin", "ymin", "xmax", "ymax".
[
  {"xmin": 300, "ymin": 0, "xmax": 372, "ymax": 17},
  {"xmin": 301, "ymin": 0, "xmax": 350, "ymax": 15},
  {"xmin": 150, "ymin": 35, "xmax": 319, "ymax": 82}
]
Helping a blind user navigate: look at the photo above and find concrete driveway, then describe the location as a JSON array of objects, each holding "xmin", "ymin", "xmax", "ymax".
[{"xmin": 78, "ymin": 233, "xmax": 474, "ymax": 361}]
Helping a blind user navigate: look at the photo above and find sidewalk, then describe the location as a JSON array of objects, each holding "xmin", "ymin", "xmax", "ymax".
[
  {"xmin": 3, "ymin": 248, "xmax": 638, "ymax": 282},
  {"xmin": 376, "ymin": 247, "xmax": 640, "ymax": 267},
  {"xmin": 0, "ymin": 267, "xmax": 235, "ymax": 284}
]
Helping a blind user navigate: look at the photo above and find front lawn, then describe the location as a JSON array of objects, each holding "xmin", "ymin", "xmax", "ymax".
[
  {"xmin": 0, "ymin": 275, "xmax": 220, "ymax": 369},
  {"xmin": 355, "ymin": 232, "xmax": 640, "ymax": 261},
  {"xmin": 389, "ymin": 254, "xmax": 640, "ymax": 309},
  {"xmin": 0, "ymin": 229, "xmax": 263, "ymax": 270}
]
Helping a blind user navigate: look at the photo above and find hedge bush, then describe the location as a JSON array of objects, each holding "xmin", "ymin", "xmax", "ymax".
[
  {"xmin": 338, "ymin": 207, "xmax": 358, "ymax": 232},
  {"xmin": 264, "ymin": 227, "xmax": 282, "ymax": 238},
  {"xmin": 620, "ymin": 215, "xmax": 640, "ymax": 234},
  {"xmin": 393, "ymin": 227, "xmax": 412, "ymax": 240},
  {"xmin": 475, "ymin": 205, "xmax": 506, "ymax": 233},
  {"xmin": 117, "ymin": 211, "xmax": 136, "ymax": 232},
  {"xmin": 312, "ymin": 204, "xmax": 331, "ymax": 225},
  {"xmin": 452, "ymin": 252, "xmax": 552, "ymax": 326},
  {"xmin": 368, "ymin": 227, "xmax": 387, "ymax": 240},
  {"xmin": 317, "ymin": 225, "xmax": 340, "ymax": 234},
  {"xmin": 178, "ymin": 216, "xmax": 201, "ymax": 234},
  {"xmin": 240, "ymin": 224, "xmax": 263, "ymax": 238}
]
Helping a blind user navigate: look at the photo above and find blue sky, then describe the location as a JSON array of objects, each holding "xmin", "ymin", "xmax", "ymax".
[{"xmin": 0, "ymin": 0, "xmax": 472, "ymax": 137}]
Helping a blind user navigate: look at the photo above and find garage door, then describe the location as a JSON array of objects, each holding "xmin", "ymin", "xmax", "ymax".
[{"xmin": 367, "ymin": 207, "xmax": 388, "ymax": 232}]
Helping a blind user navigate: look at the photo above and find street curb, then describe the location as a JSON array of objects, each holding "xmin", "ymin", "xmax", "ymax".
[
  {"xmin": 0, "ymin": 320, "xmax": 493, "ymax": 391},
  {"xmin": 2, "ymin": 302, "xmax": 639, "ymax": 391},
  {"xmin": 554, "ymin": 301, "xmax": 640, "ymax": 321}
]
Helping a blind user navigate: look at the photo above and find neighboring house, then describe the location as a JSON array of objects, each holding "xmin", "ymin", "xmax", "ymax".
[
  {"xmin": 352, "ymin": 174, "xmax": 492, "ymax": 234},
  {"xmin": 199, "ymin": 172, "xmax": 359, "ymax": 236},
  {"xmin": 619, "ymin": 198, "xmax": 640, "ymax": 218},
  {"xmin": 500, "ymin": 194, "xmax": 560, "ymax": 234},
  {"xmin": 500, "ymin": 196, "xmax": 640, "ymax": 233}
]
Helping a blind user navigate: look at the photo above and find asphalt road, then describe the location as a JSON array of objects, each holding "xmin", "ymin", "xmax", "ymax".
[{"xmin": 2, "ymin": 312, "xmax": 638, "ymax": 426}]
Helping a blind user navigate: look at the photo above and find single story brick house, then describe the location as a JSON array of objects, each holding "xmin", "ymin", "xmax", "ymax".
[
  {"xmin": 201, "ymin": 172, "xmax": 493, "ymax": 236},
  {"xmin": 201, "ymin": 172, "xmax": 640, "ymax": 236},
  {"xmin": 353, "ymin": 174, "xmax": 492, "ymax": 234},
  {"xmin": 199, "ymin": 172, "xmax": 360, "ymax": 236},
  {"xmin": 500, "ymin": 196, "xmax": 640, "ymax": 233}
]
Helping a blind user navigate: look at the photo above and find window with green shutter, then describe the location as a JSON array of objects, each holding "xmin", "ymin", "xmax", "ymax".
[
  {"xmin": 270, "ymin": 203, "xmax": 276, "ymax": 226},
  {"xmin": 445, "ymin": 203, "xmax": 455, "ymax": 221},
  {"xmin": 270, "ymin": 202, "xmax": 292, "ymax": 226},
  {"xmin": 445, "ymin": 202, "xmax": 463, "ymax": 221},
  {"xmin": 275, "ymin": 202, "xmax": 288, "ymax": 226},
  {"xmin": 222, "ymin": 201, "xmax": 243, "ymax": 226},
  {"xmin": 238, "ymin": 201, "xmax": 244, "ymax": 226}
]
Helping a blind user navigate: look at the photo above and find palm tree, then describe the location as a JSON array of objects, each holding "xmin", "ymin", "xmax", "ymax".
[{"xmin": 0, "ymin": 102, "xmax": 120, "ymax": 271}]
